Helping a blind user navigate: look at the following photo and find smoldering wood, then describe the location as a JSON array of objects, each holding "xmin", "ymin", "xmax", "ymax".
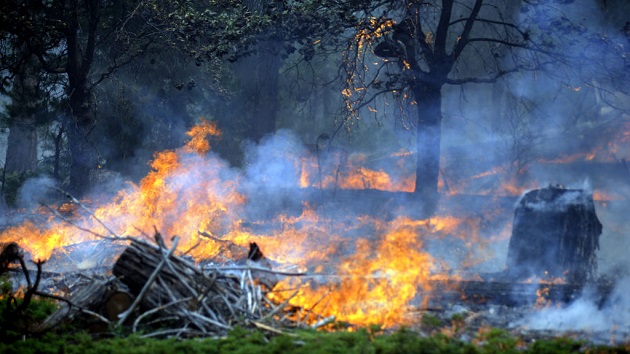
[{"xmin": 506, "ymin": 186, "xmax": 602, "ymax": 283}]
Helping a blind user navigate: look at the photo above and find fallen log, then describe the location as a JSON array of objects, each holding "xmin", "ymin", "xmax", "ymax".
[{"xmin": 423, "ymin": 279, "xmax": 614, "ymax": 308}]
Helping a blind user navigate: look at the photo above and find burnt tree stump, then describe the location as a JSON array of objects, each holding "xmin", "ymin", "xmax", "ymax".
[{"xmin": 506, "ymin": 186, "xmax": 602, "ymax": 283}]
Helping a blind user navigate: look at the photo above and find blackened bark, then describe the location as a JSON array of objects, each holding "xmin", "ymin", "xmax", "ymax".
[
  {"xmin": 236, "ymin": 43, "xmax": 281, "ymax": 142},
  {"xmin": 50, "ymin": 126, "xmax": 65, "ymax": 180},
  {"xmin": 242, "ymin": 0, "xmax": 281, "ymax": 142},
  {"xmin": 67, "ymin": 88, "xmax": 96, "ymax": 196},
  {"xmin": 506, "ymin": 186, "xmax": 602, "ymax": 283}
]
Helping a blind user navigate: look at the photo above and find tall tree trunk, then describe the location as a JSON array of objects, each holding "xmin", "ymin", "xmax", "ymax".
[
  {"xmin": 67, "ymin": 87, "xmax": 96, "ymax": 196},
  {"xmin": 65, "ymin": 0, "xmax": 98, "ymax": 196},
  {"xmin": 50, "ymin": 126, "xmax": 65, "ymax": 181},
  {"xmin": 235, "ymin": 43, "xmax": 281, "ymax": 142},
  {"xmin": 413, "ymin": 84, "xmax": 443, "ymax": 216}
]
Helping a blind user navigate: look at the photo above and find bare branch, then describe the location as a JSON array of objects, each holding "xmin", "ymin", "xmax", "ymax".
[
  {"xmin": 452, "ymin": 0, "xmax": 484, "ymax": 60},
  {"xmin": 434, "ymin": 0, "xmax": 454, "ymax": 55},
  {"xmin": 445, "ymin": 61, "xmax": 554, "ymax": 85},
  {"xmin": 50, "ymin": 187, "xmax": 125, "ymax": 240}
]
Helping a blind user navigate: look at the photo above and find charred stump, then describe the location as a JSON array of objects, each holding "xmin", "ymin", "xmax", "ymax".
[{"xmin": 506, "ymin": 186, "xmax": 602, "ymax": 283}]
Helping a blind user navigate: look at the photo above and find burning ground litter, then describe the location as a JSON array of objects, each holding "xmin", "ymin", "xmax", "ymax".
[{"xmin": 0, "ymin": 119, "xmax": 629, "ymax": 343}]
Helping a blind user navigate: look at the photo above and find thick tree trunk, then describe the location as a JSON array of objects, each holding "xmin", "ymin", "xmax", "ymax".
[
  {"xmin": 63, "ymin": 0, "xmax": 99, "ymax": 196},
  {"xmin": 240, "ymin": 0, "xmax": 281, "ymax": 142},
  {"xmin": 252, "ymin": 44, "xmax": 281, "ymax": 142},
  {"xmin": 67, "ymin": 88, "xmax": 97, "ymax": 196},
  {"xmin": 506, "ymin": 186, "xmax": 602, "ymax": 283},
  {"xmin": 413, "ymin": 84, "xmax": 443, "ymax": 216}
]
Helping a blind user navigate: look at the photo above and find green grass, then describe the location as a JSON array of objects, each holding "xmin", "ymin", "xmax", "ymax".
[{"xmin": 0, "ymin": 324, "xmax": 628, "ymax": 354}]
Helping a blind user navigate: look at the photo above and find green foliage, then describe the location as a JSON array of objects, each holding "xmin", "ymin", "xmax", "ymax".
[
  {"xmin": 145, "ymin": 0, "xmax": 269, "ymax": 64},
  {"xmin": 0, "ymin": 293, "xmax": 58, "ymax": 343},
  {"xmin": 475, "ymin": 328, "xmax": 518, "ymax": 354},
  {"xmin": 527, "ymin": 337, "xmax": 585, "ymax": 354},
  {"xmin": 0, "ymin": 320, "xmax": 626, "ymax": 354},
  {"xmin": 450, "ymin": 313, "xmax": 468, "ymax": 333},
  {"xmin": 0, "ymin": 275, "xmax": 12, "ymax": 296}
]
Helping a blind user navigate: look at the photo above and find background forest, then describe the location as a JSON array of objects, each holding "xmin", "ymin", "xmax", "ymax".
[{"xmin": 0, "ymin": 0, "xmax": 629, "ymax": 214}]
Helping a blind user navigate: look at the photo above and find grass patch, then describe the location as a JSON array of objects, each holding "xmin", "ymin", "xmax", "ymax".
[{"xmin": 0, "ymin": 324, "xmax": 628, "ymax": 354}]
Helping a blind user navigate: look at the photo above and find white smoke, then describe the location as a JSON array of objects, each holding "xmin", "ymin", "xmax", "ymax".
[
  {"xmin": 239, "ymin": 130, "xmax": 310, "ymax": 220},
  {"xmin": 16, "ymin": 176, "xmax": 57, "ymax": 209},
  {"xmin": 513, "ymin": 276, "xmax": 630, "ymax": 339}
]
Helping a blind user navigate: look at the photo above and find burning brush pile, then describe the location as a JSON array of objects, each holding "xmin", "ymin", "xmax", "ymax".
[
  {"xmin": 0, "ymin": 119, "xmax": 628, "ymax": 343},
  {"xmin": 33, "ymin": 237, "xmax": 313, "ymax": 338}
]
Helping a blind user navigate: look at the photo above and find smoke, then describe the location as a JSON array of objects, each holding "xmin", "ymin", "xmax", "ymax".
[
  {"xmin": 514, "ymin": 276, "xmax": 630, "ymax": 341},
  {"xmin": 239, "ymin": 129, "xmax": 309, "ymax": 220},
  {"xmin": 16, "ymin": 176, "xmax": 57, "ymax": 209}
]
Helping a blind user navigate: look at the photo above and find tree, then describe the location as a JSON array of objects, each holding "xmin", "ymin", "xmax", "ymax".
[
  {"xmin": 147, "ymin": 0, "xmax": 284, "ymax": 144},
  {"xmin": 269, "ymin": 0, "xmax": 629, "ymax": 215},
  {"xmin": 1, "ymin": 0, "xmax": 149, "ymax": 195},
  {"xmin": 0, "ymin": 0, "xmax": 264, "ymax": 196}
]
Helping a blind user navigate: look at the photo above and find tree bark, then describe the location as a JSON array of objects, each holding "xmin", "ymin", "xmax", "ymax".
[
  {"xmin": 67, "ymin": 89, "xmax": 96, "ymax": 196},
  {"xmin": 65, "ymin": 0, "xmax": 99, "ymax": 196},
  {"xmin": 234, "ymin": 44, "xmax": 281, "ymax": 142},
  {"xmin": 506, "ymin": 186, "xmax": 602, "ymax": 283},
  {"xmin": 412, "ymin": 84, "xmax": 443, "ymax": 216}
]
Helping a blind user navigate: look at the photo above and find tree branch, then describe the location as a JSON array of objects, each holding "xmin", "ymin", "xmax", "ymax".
[
  {"xmin": 434, "ymin": 0, "xmax": 454, "ymax": 55},
  {"xmin": 445, "ymin": 62, "xmax": 552, "ymax": 85},
  {"xmin": 452, "ymin": 0, "xmax": 484, "ymax": 60}
]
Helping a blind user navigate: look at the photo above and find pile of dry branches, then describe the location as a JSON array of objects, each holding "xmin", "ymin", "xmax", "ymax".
[{"xmin": 38, "ymin": 234, "xmax": 328, "ymax": 339}]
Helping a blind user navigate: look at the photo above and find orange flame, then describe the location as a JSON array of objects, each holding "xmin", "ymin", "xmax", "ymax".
[{"xmin": 0, "ymin": 120, "xmax": 509, "ymax": 327}]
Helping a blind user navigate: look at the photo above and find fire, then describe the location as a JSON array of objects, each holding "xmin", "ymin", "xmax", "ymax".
[
  {"xmin": 0, "ymin": 120, "xmax": 507, "ymax": 328},
  {"xmin": 272, "ymin": 216, "xmax": 451, "ymax": 327},
  {"xmin": 0, "ymin": 221, "xmax": 72, "ymax": 261},
  {"xmin": 299, "ymin": 150, "xmax": 414, "ymax": 192}
]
